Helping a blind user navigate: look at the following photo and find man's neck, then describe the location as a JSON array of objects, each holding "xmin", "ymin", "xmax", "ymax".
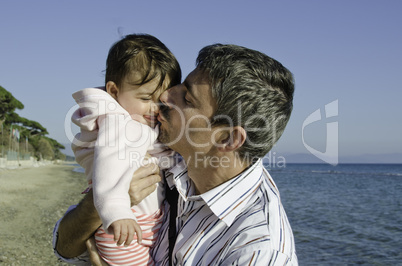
[{"xmin": 185, "ymin": 152, "xmax": 251, "ymax": 194}]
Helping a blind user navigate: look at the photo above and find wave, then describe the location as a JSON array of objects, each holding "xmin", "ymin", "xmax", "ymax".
[
  {"xmin": 266, "ymin": 165, "xmax": 402, "ymax": 177},
  {"xmin": 311, "ymin": 170, "xmax": 402, "ymax": 177}
]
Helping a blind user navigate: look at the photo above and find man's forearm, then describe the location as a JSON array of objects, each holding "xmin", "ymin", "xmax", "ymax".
[{"xmin": 56, "ymin": 190, "xmax": 102, "ymax": 258}]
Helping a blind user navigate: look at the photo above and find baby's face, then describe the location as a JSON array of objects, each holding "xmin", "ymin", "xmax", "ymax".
[{"xmin": 114, "ymin": 74, "xmax": 167, "ymax": 128}]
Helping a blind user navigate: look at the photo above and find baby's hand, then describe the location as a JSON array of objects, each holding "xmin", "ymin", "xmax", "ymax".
[{"xmin": 109, "ymin": 219, "xmax": 142, "ymax": 247}]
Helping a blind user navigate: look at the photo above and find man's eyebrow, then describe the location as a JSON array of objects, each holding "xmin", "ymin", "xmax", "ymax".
[{"xmin": 183, "ymin": 79, "xmax": 198, "ymax": 104}]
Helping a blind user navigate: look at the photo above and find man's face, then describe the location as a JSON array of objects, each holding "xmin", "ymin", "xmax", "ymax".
[{"xmin": 158, "ymin": 68, "xmax": 218, "ymax": 158}]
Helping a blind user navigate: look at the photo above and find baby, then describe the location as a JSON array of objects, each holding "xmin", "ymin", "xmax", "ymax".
[{"xmin": 71, "ymin": 34, "xmax": 181, "ymax": 265}]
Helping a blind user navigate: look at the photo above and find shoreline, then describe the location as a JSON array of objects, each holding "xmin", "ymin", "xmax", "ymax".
[{"xmin": 0, "ymin": 163, "xmax": 87, "ymax": 265}]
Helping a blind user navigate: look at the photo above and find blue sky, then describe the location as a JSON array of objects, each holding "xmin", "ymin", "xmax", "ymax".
[{"xmin": 1, "ymin": 0, "xmax": 401, "ymax": 160}]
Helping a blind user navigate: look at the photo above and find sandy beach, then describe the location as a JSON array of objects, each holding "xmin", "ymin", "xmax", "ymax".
[{"xmin": 0, "ymin": 163, "xmax": 87, "ymax": 265}]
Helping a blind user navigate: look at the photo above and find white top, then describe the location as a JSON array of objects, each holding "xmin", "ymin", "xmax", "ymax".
[{"xmin": 71, "ymin": 87, "xmax": 170, "ymax": 231}]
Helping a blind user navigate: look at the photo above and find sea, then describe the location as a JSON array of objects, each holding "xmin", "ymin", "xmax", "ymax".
[{"xmin": 264, "ymin": 163, "xmax": 402, "ymax": 265}]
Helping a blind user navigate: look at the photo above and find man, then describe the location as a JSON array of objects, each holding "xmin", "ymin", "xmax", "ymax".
[{"xmin": 54, "ymin": 44, "xmax": 298, "ymax": 265}]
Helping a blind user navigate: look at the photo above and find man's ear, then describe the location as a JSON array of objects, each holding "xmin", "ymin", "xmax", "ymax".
[
  {"xmin": 217, "ymin": 126, "xmax": 247, "ymax": 152},
  {"xmin": 106, "ymin": 81, "xmax": 119, "ymax": 100}
]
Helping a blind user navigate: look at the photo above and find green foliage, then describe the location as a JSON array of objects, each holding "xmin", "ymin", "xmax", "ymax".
[
  {"xmin": 43, "ymin": 136, "xmax": 66, "ymax": 160},
  {"xmin": 0, "ymin": 85, "xmax": 67, "ymax": 160},
  {"xmin": 5, "ymin": 112, "xmax": 48, "ymax": 137},
  {"xmin": 37, "ymin": 138, "xmax": 54, "ymax": 160},
  {"xmin": 44, "ymin": 136, "xmax": 65, "ymax": 150},
  {"xmin": 54, "ymin": 149, "xmax": 67, "ymax": 160},
  {"xmin": 0, "ymin": 85, "xmax": 24, "ymax": 122}
]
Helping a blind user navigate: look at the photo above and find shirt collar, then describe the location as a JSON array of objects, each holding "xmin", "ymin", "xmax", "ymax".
[
  {"xmin": 165, "ymin": 159, "xmax": 187, "ymax": 190},
  {"xmin": 166, "ymin": 159, "xmax": 264, "ymax": 227}
]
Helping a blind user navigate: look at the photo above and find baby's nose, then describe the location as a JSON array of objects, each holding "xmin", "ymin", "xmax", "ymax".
[{"xmin": 151, "ymin": 101, "xmax": 160, "ymax": 113}]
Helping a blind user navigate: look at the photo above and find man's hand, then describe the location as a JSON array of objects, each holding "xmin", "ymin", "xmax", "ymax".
[
  {"xmin": 109, "ymin": 219, "xmax": 142, "ymax": 246},
  {"xmin": 128, "ymin": 160, "xmax": 161, "ymax": 206}
]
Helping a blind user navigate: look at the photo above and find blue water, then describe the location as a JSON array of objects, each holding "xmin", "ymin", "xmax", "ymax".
[
  {"xmin": 264, "ymin": 163, "xmax": 402, "ymax": 265},
  {"xmin": 70, "ymin": 162, "xmax": 84, "ymax": 173}
]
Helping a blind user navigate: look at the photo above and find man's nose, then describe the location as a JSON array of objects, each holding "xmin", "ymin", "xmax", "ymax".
[{"xmin": 159, "ymin": 86, "xmax": 176, "ymax": 108}]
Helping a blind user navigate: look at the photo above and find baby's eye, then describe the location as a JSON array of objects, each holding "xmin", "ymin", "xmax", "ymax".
[{"xmin": 141, "ymin": 97, "xmax": 152, "ymax": 101}]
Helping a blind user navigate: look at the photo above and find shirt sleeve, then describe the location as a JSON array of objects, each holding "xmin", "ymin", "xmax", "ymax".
[
  {"xmin": 92, "ymin": 114, "xmax": 158, "ymax": 231},
  {"xmin": 52, "ymin": 205, "xmax": 91, "ymax": 265}
]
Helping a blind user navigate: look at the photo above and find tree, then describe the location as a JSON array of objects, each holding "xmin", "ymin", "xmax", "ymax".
[
  {"xmin": 5, "ymin": 112, "xmax": 48, "ymax": 137},
  {"xmin": 44, "ymin": 136, "xmax": 66, "ymax": 160},
  {"xmin": 0, "ymin": 85, "xmax": 24, "ymax": 126},
  {"xmin": 1, "ymin": 85, "xmax": 66, "ymax": 160},
  {"xmin": 44, "ymin": 136, "xmax": 65, "ymax": 150},
  {"xmin": 37, "ymin": 138, "xmax": 54, "ymax": 160}
]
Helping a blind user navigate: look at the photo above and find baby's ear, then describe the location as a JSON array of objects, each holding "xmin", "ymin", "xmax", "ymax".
[{"xmin": 106, "ymin": 81, "xmax": 119, "ymax": 100}]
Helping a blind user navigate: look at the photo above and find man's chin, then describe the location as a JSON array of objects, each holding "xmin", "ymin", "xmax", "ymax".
[
  {"xmin": 149, "ymin": 121, "xmax": 160, "ymax": 129},
  {"xmin": 157, "ymin": 129, "xmax": 169, "ymax": 144}
]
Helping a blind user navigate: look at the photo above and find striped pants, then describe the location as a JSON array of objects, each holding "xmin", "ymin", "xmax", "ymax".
[{"xmin": 95, "ymin": 208, "xmax": 164, "ymax": 265}]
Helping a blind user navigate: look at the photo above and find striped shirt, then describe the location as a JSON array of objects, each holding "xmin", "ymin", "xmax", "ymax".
[{"xmin": 151, "ymin": 159, "xmax": 298, "ymax": 265}]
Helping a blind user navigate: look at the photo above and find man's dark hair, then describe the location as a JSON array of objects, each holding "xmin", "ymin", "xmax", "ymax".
[{"xmin": 196, "ymin": 44, "xmax": 294, "ymax": 159}]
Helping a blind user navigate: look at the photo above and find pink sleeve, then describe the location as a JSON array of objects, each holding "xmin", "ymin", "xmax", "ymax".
[{"xmin": 92, "ymin": 114, "xmax": 158, "ymax": 231}]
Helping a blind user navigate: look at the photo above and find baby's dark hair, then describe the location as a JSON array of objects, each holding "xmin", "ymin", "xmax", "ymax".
[{"xmin": 105, "ymin": 33, "xmax": 181, "ymax": 91}]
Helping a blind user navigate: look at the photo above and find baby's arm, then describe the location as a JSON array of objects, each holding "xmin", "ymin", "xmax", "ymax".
[
  {"xmin": 93, "ymin": 114, "xmax": 158, "ymax": 232},
  {"xmin": 54, "ymin": 162, "xmax": 161, "ymax": 261},
  {"xmin": 110, "ymin": 219, "xmax": 143, "ymax": 246}
]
